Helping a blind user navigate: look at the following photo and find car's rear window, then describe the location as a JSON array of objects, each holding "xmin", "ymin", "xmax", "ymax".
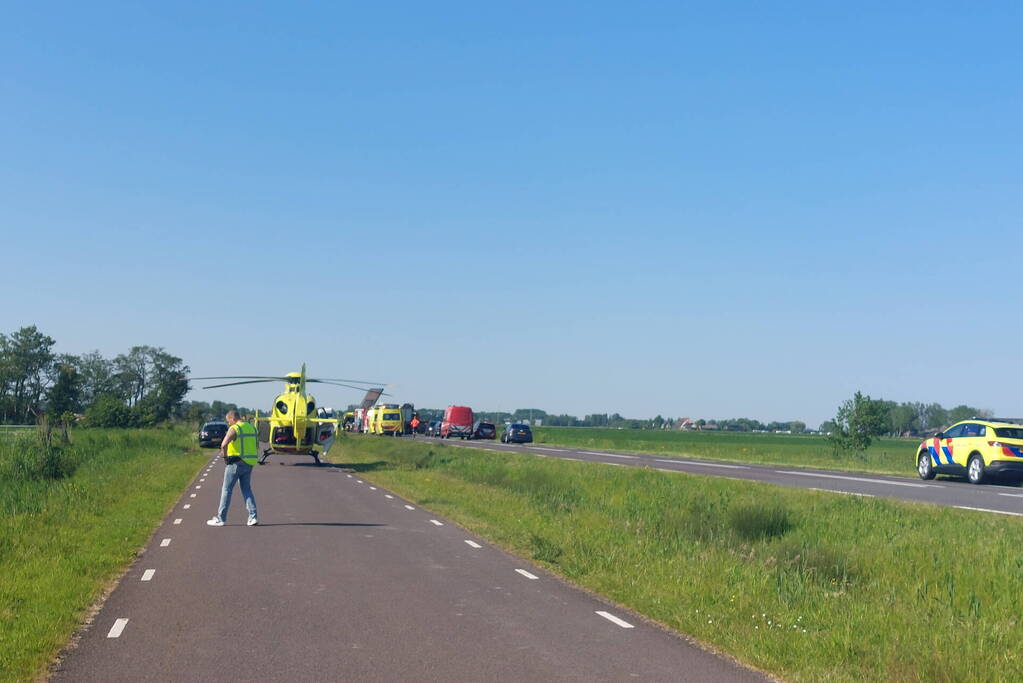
[{"xmin": 995, "ymin": 427, "xmax": 1023, "ymax": 439}]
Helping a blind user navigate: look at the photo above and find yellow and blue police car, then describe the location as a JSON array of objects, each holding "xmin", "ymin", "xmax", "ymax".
[{"xmin": 917, "ymin": 419, "xmax": 1023, "ymax": 484}]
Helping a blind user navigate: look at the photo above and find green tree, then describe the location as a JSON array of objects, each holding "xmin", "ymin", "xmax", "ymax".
[
  {"xmin": 47, "ymin": 362, "xmax": 82, "ymax": 416},
  {"xmin": 828, "ymin": 391, "xmax": 890, "ymax": 455},
  {"xmin": 947, "ymin": 404, "xmax": 992, "ymax": 423},
  {"xmin": 0, "ymin": 326, "xmax": 56, "ymax": 422}
]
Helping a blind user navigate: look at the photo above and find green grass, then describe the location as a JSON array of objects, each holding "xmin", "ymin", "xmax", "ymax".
[
  {"xmin": 0, "ymin": 428, "xmax": 206, "ymax": 683},
  {"xmin": 532, "ymin": 427, "xmax": 923, "ymax": 477},
  {"xmin": 332, "ymin": 434, "xmax": 1023, "ymax": 682}
]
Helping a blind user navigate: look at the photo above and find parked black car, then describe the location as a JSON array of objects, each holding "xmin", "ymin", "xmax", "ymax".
[
  {"xmin": 198, "ymin": 421, "xmax": 229, "ymax": 448},
  {"xmin": 472, "ymin": 420, "xmax": 496, "ymax": 440},
  {"xmin": 500, "ymin": 423, "xmax": 533, "ymax": 444}
]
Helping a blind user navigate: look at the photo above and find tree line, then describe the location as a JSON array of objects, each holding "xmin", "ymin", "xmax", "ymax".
[{"xmin": 0, "ymin": 325, "xmax": 191, "ymax": 427}]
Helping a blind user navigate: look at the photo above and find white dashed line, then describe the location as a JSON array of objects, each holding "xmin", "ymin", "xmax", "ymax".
[
  {"xmin": 465, "ymin": 540, "xmax": 482, "ymax": 549},
  {"xmin": 587, "ymin": 452, "xmax": 637, "ymax": 459},
  {"xmin": 385, "ymin": 494, "xmax": 394, "ymax": 499},
  {"xmin": 404, "ymin": 505, "xmax": 415, "ymax": 510},
  {"xmin": 955, "ymin": 506, "xmax": 1023, "ymax": 517},
  {"xmin": 200, "ymin": 478, "xmax": 205, "ymax": 482},
  {"xmin": 195, "ymin": 486, "xmax": 201, "ymax": 489},
  {"xmin": 190, "ymin": 494, "xmax": 197, "ymax": 498},
  {"xmin": 532, "ymin": 447, "xmax": 565, "ymax": 452},
  {"xmin": 173, "ymin": 518, "xmax": 182, "ymax": 525},
  {"xmin": 356, "ymin": 480, "xmax": 364, "ymax": 484},
  {"xmin": 777, "ymin": 471, "xmax": 933, "ymax": 488},
  {"xmin": 160, "ymin": 538, "xmax": 171, "ymax": 547},
  {"xmin": 657, "ymin": 459, "xmax": 750, "ymax": 470},
  {"xmin": 183, "ymin": 504, "xmax": 191, "ymax": 510},
  {"xmin": 998, "ymin": 493, "xmax": 1023, "ymax": 498},
  {"xmin": 347, "ymin": 474, "xmax": 353, "ymax": 478},
  {"xmin": 515, "ymin": 569, "xmax": 539, "ymax": 580},
  {"xmin": 141, "ymin": 569, "xmax": 155, "ymax": 581},
  {"xmin": 809, "ymin": 488, "xmax": 875, "ymax": 498},
  {"xmin": 370, "ymin": 487, "xmax": 377, "ymax": 491},
  {"xmin": 596, "ymin": 611, "xmax": 634, "ymax": 628},
  {"xmin": 430, "ymin": 520, "xmax": 444, "ymax": 526},
  {"xmin": 107, "ymin": 618, "xmax": 129, "ymax": 638}
]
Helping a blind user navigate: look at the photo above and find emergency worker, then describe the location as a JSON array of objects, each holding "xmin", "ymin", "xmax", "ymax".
[
  {"xmin": 410, "ymin": 415, "xmax": 420, "ymax": 439},
  {"xmin": 207, "ymin": 410, "xmax": 259, "ymax": 526}
]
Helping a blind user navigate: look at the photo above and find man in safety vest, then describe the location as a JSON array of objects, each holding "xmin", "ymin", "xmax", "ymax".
[
  {"xmin": 410, "ymin": 415, "xmax": 420, "ymax": 439},
  {"xmin": 207, "ymin": 410, "xmax": 259, "ymax": 527}
]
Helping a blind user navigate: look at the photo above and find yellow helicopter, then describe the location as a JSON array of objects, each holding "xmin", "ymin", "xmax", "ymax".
[{"xmin": 193, "ymin": 364, "xmax": 385, "ymax": 464}]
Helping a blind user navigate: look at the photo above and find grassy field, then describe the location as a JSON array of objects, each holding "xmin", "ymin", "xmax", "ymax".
[
  {"xmin": 0, "ymin": 428, "xmax": 206, "ymax": 683},
  {"xmin": 332, "ymin": 434, "xmax": 1023, "ymax": 682},
  {"xmin": 532, "ymin": 427, "xmax": 921, "ymax": 477}
]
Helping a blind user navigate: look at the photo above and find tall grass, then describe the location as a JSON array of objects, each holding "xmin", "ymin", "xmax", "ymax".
[
  {"xmin": 333, "ymin": 435, "xmax": 1023, "ymax": 682},
  {"xmin": 533, "ymin": 427, "xmax": 921, "ymax": 476},
  {"xmin": 0, "ymin": 428, "xmax": 206, "ymax": 682}
]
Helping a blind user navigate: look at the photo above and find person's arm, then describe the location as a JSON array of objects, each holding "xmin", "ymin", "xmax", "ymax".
[{"xmin": 220, "ymin": 426, "xmax": 238, "ymax": 455}]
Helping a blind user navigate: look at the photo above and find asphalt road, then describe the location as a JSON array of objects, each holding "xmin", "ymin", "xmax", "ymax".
[
  {"xmin": 52, "ymin": 452, "xmax": 769, "ymax": 682},
  {"xmin": 426, "ymin": 437, "xmax": 1023, "ymax": 517}
]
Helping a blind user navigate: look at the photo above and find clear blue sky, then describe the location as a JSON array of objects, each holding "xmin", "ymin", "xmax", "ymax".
[{"xmin": 2, "ymin": 2, "xmax": 1020, "ymax": 427}]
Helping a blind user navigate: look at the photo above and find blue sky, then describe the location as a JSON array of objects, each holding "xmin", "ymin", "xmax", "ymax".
[{"xmin": 2, "ymin": 2, "xmax": 1021, "ymax": 427}]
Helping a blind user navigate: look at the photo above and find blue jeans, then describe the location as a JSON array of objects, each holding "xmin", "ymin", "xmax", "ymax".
[{"xmin": 216, "ymin": 461, "xmax": 257, "ymax": 522}]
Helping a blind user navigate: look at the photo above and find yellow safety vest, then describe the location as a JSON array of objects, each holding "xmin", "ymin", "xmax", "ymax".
[{"xmin": 226, "ymin": 421, "xmax": 259, "ymax": 466}]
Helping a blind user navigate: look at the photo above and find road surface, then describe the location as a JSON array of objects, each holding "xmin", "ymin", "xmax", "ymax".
[{"xmin": 52, "ymin": 452, "xmax": 769, "ymax": 682}]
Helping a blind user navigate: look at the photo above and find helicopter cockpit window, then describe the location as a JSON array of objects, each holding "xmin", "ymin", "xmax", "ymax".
[
  {"xmin": 276, "ymin": 401, "xmax": 288, "ymax": 415},
  {"xmin": 307, "ymin": 401, "xmax": 315, "ymax": 414}
]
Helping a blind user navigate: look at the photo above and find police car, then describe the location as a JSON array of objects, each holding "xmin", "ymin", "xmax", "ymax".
[{"xmin": 916, "ymin": 419, "xmax": 1023, "ymax": 484}]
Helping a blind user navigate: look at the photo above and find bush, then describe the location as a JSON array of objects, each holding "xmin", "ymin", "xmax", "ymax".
[
  {"xmin": 0, "ymin": 435, "xmax": 79, "ymax": 483},
  {"xmin": 84, "ymin": 395, "xmax": 137, "ymax": 428}
]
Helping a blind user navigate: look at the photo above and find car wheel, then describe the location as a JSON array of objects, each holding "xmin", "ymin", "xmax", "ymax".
[
  {"xmin": 967, "ymin": 454, "xmax": 986, "ymax": 485},
  {"xmin": 917, "ymin": 452, "xmax": 936, "ymax": 480}
]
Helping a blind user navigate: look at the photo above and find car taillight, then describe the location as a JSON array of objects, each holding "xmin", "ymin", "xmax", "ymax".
[{"xmin": 989, "ymin": 441, "xmax": 1008, "ymax": 448}]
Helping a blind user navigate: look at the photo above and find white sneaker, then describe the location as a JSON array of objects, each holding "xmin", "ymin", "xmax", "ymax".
[
  {"xmin": 206, "ymin": 517, "xmax": 224, "ymax": 526},
  {"xmin": 247, "ymin": 518, "xmax": 259, "ymax": 526}
]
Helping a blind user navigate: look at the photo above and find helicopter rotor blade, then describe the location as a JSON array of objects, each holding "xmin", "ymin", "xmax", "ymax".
[
  {"xmin": 191, "ymin": 376, "xmax": 288, "ymax": 381},
  {"xmin": 309, "ymin": 378, "xmax": 387, "ymax": 386},
  {"xmin": 307, "ymin": 380, "xmax": 390, "ymax": 395},
  {"xmin": 201, "ymin": 379, "xmax": 281, "ymax": 389}
]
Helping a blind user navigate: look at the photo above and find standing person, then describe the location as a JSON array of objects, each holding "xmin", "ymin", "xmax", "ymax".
[
  {"xmin": 410, "ymin": 414, "xmax": 421, "ymax": 439},
  {"xmin": 207, "ymin": 410, "xmax": 259, "ymax": 527}
]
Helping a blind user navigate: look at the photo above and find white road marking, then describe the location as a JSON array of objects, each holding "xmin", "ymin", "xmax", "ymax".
[
  {"xmin": 160, "ymin": 538, "xmax": 171, "ymax": 547},
  {"xmin": 404, "ymin": 505, "xmax": 415, "ymax": 510},
  {"xmin": 200, "ymin": 478, "xmax": 205, "ymax": 482},
  {"xmin": 776, "ymin": 471, "xmax": 933, "ymax": 488},
  {"xmin": 586, "ymin": 452, "xmax": 637, "ymax": 459},
  {"xmin": 562, "ymin": 457, "xmax": 585, "ymax": 462},
  {"xmin": 356, "ymin": 480, "xmax": 364, "ymax": 484},
  {"xmin": 999, "ymin": 493, "xmax": 1023, "ymax": 498},
  {"xmin": 430, "ymin": 520, "xmax": 444, "ymax": 526},
  {"xmin": 955, "ymin": 506, "xmax": 1023, "ymax": 517},
  {"xmin": 107, "ymin": 618, "xmax": 129, "ymax": 638},
  {"xmin": 141, "ymin": 569, "xmax": 155, "ymax": 582},
  {"xmin": 657, "ymin": 459, "xmax": 749, "ymax": 470},
  {"xmin": 385, "ymin": 494, "xmax": 394, "ymax": 499},
  {"xmin": 195, "ymin": 486, "xmax": 201, "ymax": 489},
  {"xmin": 370, "ymin": 487, "xmax": 377, "ymax": 491},
  {"xmin": 596, "ymin": 611, "xmax": 634, "ymax": 628},
  {"xmin": 465, "ymin": 540, "xmax": 482, "ymax": 548},
  {"xmin": 183, "ymin": 504, "xmax": 191, "ymax": 510},
  {"xmin": 190, "ymin": 494, "xmax": 197, "ymax": 498},
  {"xmin": 515, "ymin": 569, "xmax": 539, "ymax": 580},
  {"xmin": 808, "ymin": 487, "xmax": 875, "ymax": 498},
  {"xmin": 603, "ymin": 462, "xmax": 625, "ymax": 467},
  {"xmin": 347, "ymin": 474, "xmax": 353, "ymax": 478},
  {"xmin": 174, "ymin": 518, "xmax": 182, "ymax": 525},
  {"xmin": 532, "ymin": 447, "xmax": 565, "ymax": 452}
]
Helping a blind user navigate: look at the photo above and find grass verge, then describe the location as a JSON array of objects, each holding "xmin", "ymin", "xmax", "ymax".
[
  {"xmin": 0, "ymin": 428, "xmax": 206, "ymax": 682},
  {"xmin": 332, "ymin": 434, "xmax": 1023, "ymax": 682},
  {"xmin": 533, "ymin": 427, "xmax": 925, "ymax": 478}
]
